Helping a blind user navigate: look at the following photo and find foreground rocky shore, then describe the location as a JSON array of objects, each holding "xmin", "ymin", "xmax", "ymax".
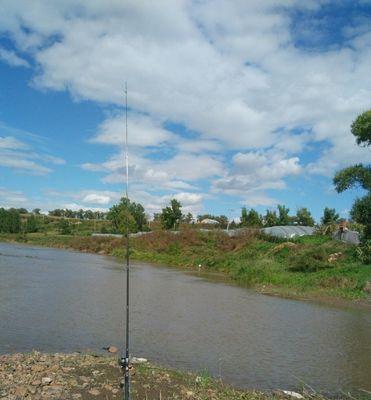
[
  {"xmin": 0, "ymin": 351, "xmax": 360, "ymax": 400},
  {"xmin": 0, "ymin": 351, "xmax": 364, "ymax": 400}
]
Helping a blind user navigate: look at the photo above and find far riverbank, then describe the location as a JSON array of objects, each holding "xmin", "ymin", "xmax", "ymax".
[{"xmin": 0, "ymin": 230, "xmax": 370, "ymax": 304}]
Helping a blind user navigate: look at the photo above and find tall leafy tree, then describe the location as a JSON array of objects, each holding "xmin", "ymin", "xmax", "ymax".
[
  {"xmin": 240, "ymin": 207, "xmax": 248, "ymax": 226},
  {"xmin": 333, "ymin": 110, "xmax": 371, "ymax": 239},
  {"xmin": 295, "ymin": 207, "xmax": 315, "ymax": 226},
  {"xmin": 107, "ymin": 198, "xmax": 146, "ymax": 233},
  {"xmin": 321, "ymin": 207, "xmax": 339, "ymax": 225},
  {"xmin": 264, "ymin": 209, "xmax": 278, "ymax": 227},
  {"xmin": 184, "ymin": 212, "xmax": 194, "ymax": 223},
  {"xmin": 277, "ymin": 204, "xmax": 290, "ymax": 225},
  {"xmin": 351, "ymin": 109, "xmax": 371, "ymax": 147},
  {"xmin": 161, "ymin": 199, "xmax": 182, "ymax": 230},
  {"xmin": 246, "ymin": 209, "xmax": 263, "ymax": 227}
]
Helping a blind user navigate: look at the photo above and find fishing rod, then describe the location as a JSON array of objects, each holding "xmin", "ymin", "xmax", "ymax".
[{"xmin": 120, "ymin": 82, "xmax": 131, "ymax": 400}]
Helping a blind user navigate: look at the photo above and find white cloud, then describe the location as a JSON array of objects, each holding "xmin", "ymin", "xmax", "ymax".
[
  {"xmin": 213, "ymin": 150, "xmax": 301, "ymax": 196},
  {"xmin": 0, "ymin": 187, "xmax": 28, "ymax": 207},
  {"xmin": 0, "ymin": 136, "xmax": 28, "ymax": 149},
  {"xmin": 0, "ymin": 134, "xmax": 64, "ymax": 175},
  {"xmin": 92, "ymin": 113, "xmax": 175, "ymax": 148},
  {"xmin": 1, "ymin": 0, "xmax": 371, "ymax": 208},
  {"xmin": 0, "ymin": 46, "xmax": 29, "ymax": 67}
]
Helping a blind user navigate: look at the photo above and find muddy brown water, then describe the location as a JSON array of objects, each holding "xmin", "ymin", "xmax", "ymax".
[{"xmin": 0, "ymin": 242, "xmax": 370, "ymax": 394}]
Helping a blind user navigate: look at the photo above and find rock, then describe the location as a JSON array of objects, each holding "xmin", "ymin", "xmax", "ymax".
[
  {"xmin": 364, "ymin": 281, "xmax": 371, "ymax": 294},
  {"xmin": 282, "ymin": 390, "xmax": 304, "ymax": 399},
  {"xmin": 328, "ymin": 252, "xmax": 342, "ymax": 262},
  {"xmin": 31, "ymin": 364, "xmax": 44, "ymax": 372},
  {"xmin": 72, "ymin": 394, "xmax": 82, "ymax": 399},
  {"xmin": 88, "ymin": 388, "xmax": 100, "ymax": 396},
  {"xmin": 41, "ymin": 377, "xmax": 53, "ymax": 385},
  {"xmin": 44, "ymin": 384, "xmax": 63, "ymax": 395},
  {"xmin": 28, "ymin": 386, "xmax": 37, "ymax": 394},
  {"xmin": 14, "ymin": 386, "xmax": 27, "ymax": 397},
  {"xmin": 108, "ymin": 345, "xmax": 118, "ymax": 353},
  {"xmin": 31, "ymin": 380, "xmax": 42, "ymax": 386},
  {"xmin": 131, "ymin": 357, "xmax": 147, "ymax": 364}
]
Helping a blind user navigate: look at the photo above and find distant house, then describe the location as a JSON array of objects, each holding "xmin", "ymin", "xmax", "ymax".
[{"xmin": 200, "ymin": 218, "xmax": 220, "ymax": 225}]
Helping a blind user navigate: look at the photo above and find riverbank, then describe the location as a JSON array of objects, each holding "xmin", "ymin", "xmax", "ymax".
[
  {"xmin": 0, "ymin": 351, "xmax": 359, "ymax": 400},
  {"xmin": 0, "ymin": 231, "xmax": 370, "ymax": 302}
]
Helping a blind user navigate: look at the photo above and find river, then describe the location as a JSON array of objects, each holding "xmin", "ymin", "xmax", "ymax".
[{"xmin": 0, "ymin": 242, "xmax": 370, "ymax": 394}]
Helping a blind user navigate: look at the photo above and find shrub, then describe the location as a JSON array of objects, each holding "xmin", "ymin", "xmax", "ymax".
[
  {"xmin": 58, "ymin": 219, "xmax": 72, "ymax": 235},
  {"xmin": 288, "ymin": 248, "xmax": 333, "ymax": 272},
  {"xmin": 356, "ymin": 240, "xmax": 371, "ymax": 264}
]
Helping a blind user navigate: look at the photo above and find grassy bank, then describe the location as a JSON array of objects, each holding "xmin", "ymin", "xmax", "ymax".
[
  {"xmin": 0, "ymin": 351, "xmax": 364, "ymax": 399},
  {"xmin": 0, "ymin": 231, "xmax": 370, "ymax": 301}
]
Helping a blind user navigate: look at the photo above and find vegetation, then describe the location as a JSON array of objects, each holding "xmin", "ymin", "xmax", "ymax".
[
  {"xmin": 160, "ymin": 199, "xmax": 183, "ymax": 230},
  {"xmin": 333, "ymin": 109, "xmax": 371, "ymax": 246},
  {"xmin": 321, "ymin": 207, "xmax": 339, "ymax": 225},
  {"xmin": 0, "ymin": 208, "xmax": 21, "ymax": 233},
  {"xmin": 295, "ymin": 207, "xmax": 315, "ymax": 226},
  {"xmin": 107, "ymin": 198, "xmax": 147, "ymax": 233},
  {"xmin": 351, "ymin": 109, "xmax": 371, "ymax": 147},
  {"xmin": 1, "ymin": 230, "xmax": 369, "ymax": 301}
]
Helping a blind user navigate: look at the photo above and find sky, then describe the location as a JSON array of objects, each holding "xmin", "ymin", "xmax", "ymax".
[{"xmin": 0, "ymin": 0, "xmax": 370, "ymax": 222}]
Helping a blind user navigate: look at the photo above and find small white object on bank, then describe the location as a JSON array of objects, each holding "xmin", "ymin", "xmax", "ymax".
[
  {"xmin": 131, "ymin": 357, "xmax": 148, "ymax": 364},
  {"xmin": 281, "ymin": 390, "xmax": 304, "ymax": 399}
]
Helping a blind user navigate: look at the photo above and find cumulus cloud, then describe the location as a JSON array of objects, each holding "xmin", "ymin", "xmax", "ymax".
[
  {"xmin": 0, "ymin": 46, "xmax": 29, "ymax": 67},
  {"xmin": 92, "ymin": 113, "xmax": 175, "ymax": 148},
  {"xmin": 213, "ymin": 150, "xmax": 301, "ymax": 196},
  {"xmin": 1, "ymin": 0, "xmax": 371, "ymax": 208}
]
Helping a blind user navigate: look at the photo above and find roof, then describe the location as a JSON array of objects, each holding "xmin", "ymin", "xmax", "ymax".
[
  {"xmin": 200, "ymin": 218, "xmax": 220, "ymax": 224},
  {"xmin": 261, "ymin": 225, "xmax": 315, "ymax": 238}
]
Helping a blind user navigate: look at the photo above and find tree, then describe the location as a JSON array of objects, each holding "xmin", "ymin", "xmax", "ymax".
[
  {"xmin": 333, "ymin": 164, "xmax": 371, "ymax": 192},
  {"xmin": 130, "ymin": 201, "xmax": 147, "ymax": 231},
  {"xmin": 107, "ymin": 198, "xmax": 147, "ymax": 233},
  {"xmin": 333, "ymin": 110, "xmax": 371, "ymax": 239},
  {"xmin": 246, "ymin": 209, "xmax": 263, "ymax": 227},
  {"xmin": 295, "ymin": 207, "xmax": 315, "ymax": 226},
  {"xmin": 32, "ymin": 208, "xmax": 41, "ymax": 215},
  {"xmin": 277, "ymin": 204, "xmax": 290, "ymax": 225},
  {"xmin": 321, "ymin": 207, "xmax": 339, "ymax": 225},
  {"xmin": 264, "ymin": 209, "xmax": 278, "ymax": 227},
  {"xmin": 240, "ymin": 207, "xmax": 248, "ymax": 226},
  {"xmin": 184, "ymin": 212, "xmax": 194, "ymax": 224},
  {"xmin": 351, "ymin": 109, "xmax": 371, "ymax": 147},
  {"xmin": 161, "ymin": 199, "xmax": 182, "ymax": 230},
  {"xmin": 351, "ymin": 194, "xmax": 371, "ymax": 238},
  {"xmin": 0, "ymin": 208, "xmax": 21, "ymax": 233},
  {"xmin": 25, "ymin": 215, "xmax": 38, "ymax": 233}
]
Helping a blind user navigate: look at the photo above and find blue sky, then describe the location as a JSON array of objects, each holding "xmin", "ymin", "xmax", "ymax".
[{"xmin": 0, "ymin": 0, "xmax": 370, "ymax": 222}]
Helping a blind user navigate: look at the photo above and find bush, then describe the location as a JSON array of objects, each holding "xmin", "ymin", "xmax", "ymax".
[
  {"xmin": 25, "ymin": 215, "xmax": 38, "ymax": 233},
  {"xmin": 58, "ymin": 219, "xmax": 72, "ymax": 235},
  {"xmin": 356, "ymin": 240, "xmax": 371, "ymax": 264},
  {"xmin": 288, "ymin": 248, "xmax": 333, "ymax": 272}
]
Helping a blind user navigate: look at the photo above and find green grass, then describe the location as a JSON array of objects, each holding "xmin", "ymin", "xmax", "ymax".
[{"xmin": 0, "ymin": 230, "xmax": 370, "ymax": 301}]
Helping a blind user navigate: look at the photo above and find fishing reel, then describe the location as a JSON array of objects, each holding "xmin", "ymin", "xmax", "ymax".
[{"xmin": 119, "ymin": 357, "xmax": 130, "ymax": 369}]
